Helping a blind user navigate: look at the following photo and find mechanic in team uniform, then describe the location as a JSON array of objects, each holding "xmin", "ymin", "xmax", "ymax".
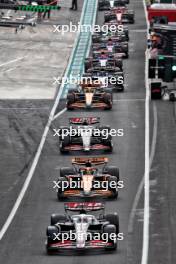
[{"xmin": 70, "ymin": 0, "xmax": 77, "ymax": 10}]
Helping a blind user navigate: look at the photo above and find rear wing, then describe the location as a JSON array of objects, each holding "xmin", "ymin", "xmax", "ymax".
[
  {"xmin": 91, "ymin": 66, "xmax": 118, "ymax": 72},
  {"xmin": 108, "ymin": 7, "xmax": 127, "ymax": 13},
  {"xmin": 72, "ymin": 157, "xmax": 109, "ymax": 166},
  {"xmin": 65, "ymin": 202, "xmax": 105, "ymax": 212},
  {"xmin": 69, "ymin": 117, "xmax": 100, "ymax": 125}
]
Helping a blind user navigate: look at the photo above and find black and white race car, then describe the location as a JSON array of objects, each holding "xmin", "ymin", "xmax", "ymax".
[
  {"xmin": 58, "ymin": 117, "xmax": 113, "ymax": 153},
  {"xmin": 46, "ymin": 202, "xmax": 120, "ymax": 253},
  {"xmin": 84, "ymin": 66, "xmax": 124, "ymax": 91},
  {"xmin": 92, "ymin": 40, "xmax": 129, "ymax": 58},
  {"xmin": 92, "ymin": 33, "xmax": 128, "ymax": 44},
  {"xmin": 85, "ymin": 51, "xmax": 123, "ymax": 72}
]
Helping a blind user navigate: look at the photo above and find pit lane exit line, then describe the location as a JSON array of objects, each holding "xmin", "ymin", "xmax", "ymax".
[
  {"xmin": 128, "ymin": 102, "xmax": 157, "ymax": 234},
  {"xmin": 0, "ymin": 56, "xmax": 27, "ymax": 68}
]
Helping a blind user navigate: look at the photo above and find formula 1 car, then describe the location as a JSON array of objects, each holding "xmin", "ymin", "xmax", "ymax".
[
  {"xmin": 84, "ymin": 67, "xmax": 124, "ymax": 91},
  {"xmin": 66, "ymin": 81, "xmax": 113, "ymax": 110},
  {"xmin": 92, "ymin": 33, "xmax": 128, "ymax": 44},
  {"xmin": 92, "ymin": 48, "xmax": 125, "ymax": 62},
  {"xmin": 46, "ymin": 202, "xmax": 119, "ymax": 253},
  {"xmin": 103, "ymin": 22, "xmax": 129, "ymax": 40},
  {"xmin": 85, "ymin": 52, "xmax": 123, "ymax": 72},
  {"xmin": 92, "ymin": 41, "xmax": 129, "ymax": 58},
  {"xmin": 57, "ymin": 157, "xmax": 120, "ymax": 199},
  {"xmin": 104, "ymin": 7, "xmax": 135, "ymax": 24},
  {"xmin": 58, "ymin": 117, "xmax": 113, "ymax": 153},
  {"xmin": 99, "ymin": 0, "xmax": 129, "ymax": 11}
]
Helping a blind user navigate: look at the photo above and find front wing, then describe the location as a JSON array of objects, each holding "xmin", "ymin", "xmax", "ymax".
[
  {"xmin": 60, "ymin": 189, "xmax": 113, "ymax": 198},
  {"xmin": 47, "ymin": 240, "xmax": 115, "ymax": 251},
  {"xmin": 67, "ymin": 101, "xmax": 112, "ymax": 109},
  {"xmin": 61, "ymin": 143, "xmax": 112, "ymax": 152}
]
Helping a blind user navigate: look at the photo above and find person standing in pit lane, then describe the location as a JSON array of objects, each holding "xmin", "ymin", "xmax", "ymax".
[
  {"xmin": 70, "ymin": 0, "xmax": 77, "ymax": 10},
  {"xmin": 43, "ymin": 0, "xmax": 57, "ymax": 19},
  {"xmin": 37, "ymin": 0, "xmax": 44, "ymax": 21}
]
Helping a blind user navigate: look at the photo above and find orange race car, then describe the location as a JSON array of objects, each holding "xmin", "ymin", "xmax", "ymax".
[
  {"xmin": 56, "ymin": 157, "xmax": 120, "ymax": 199},
  {"xmin": 66, "ymin": 81, "xmax": 113, "ymax": 110}
]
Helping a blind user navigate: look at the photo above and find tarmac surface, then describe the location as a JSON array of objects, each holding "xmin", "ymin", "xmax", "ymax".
[{"xmin": 0, "ymin": 0, "xmax": 174, "ymax": 264}]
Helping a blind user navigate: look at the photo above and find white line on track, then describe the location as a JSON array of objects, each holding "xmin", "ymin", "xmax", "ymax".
[
  {"xmin": 5, "ymin": 67, "xmax": 18, "ymax": 73},
  {"xmin": 141, "ymin": 48, "xmax": 150, "ymax": 264},
  {"xmin": 53, "ymin": 108, "xmax": 66, "ymax": 121},
  {"xmin": 141, "ymin": 0, "xmax": 150, "ymax": 262},
  {"xmin": 0, "ymin": 56, "xmax": 27, "ymax": 68},
  {"xmin": 0, "ymin": 88, "xmax": 66, "ymax": 241},
  {"xmin": 128, "ymin": 103, "xmax": 157, "ymax": 234}
]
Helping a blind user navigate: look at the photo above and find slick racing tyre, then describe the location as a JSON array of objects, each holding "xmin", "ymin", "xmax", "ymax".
[
  {"xmin": 60, "ymin": 135, "xmax": 70, "ymax": 154},
  {"xmin": 68, "ymin": 89, "xmax": 79, "ymax": 94},
  {"xmin": 47, "ymin": 225, "xmax": 60, "ymax": 240},
  {"xmin": 103, "ymin": 224, "xmax": 117, "ymax": 250},
  {"xmin": 51, "ymin": 214, "xmax": 67, "ymax": 225},
  {"xmin": 103, "ymin": 139, "xmax": 113, "ymax": 152},
  {"xmin": 60, "ymin": 167, "xmax": 76, "ymax": 177},
  {"xmin": 115, "ymin": 59, "xmax": 123, "ymax": 70},
  {"xmin": 103, "ymin": 166, "xmax": 120, "ymax": 182},
  {"xmin": 105, "ymin": 213, "xmax": 119, "ymax": 235},
  {"xmin": 107, "ymin": 176, "xmax": 118, "ymax": 198},
  {"xmin": 46, "ymin": 225, "xmax": 61, "ymax": 253},
  {"xmin": 67, "ymin": 94, "xmax": 75, "ymax": 110},
  {"xmin": 84, "ymin": 59, "xmax": 90, "ymax": 72},
  {"xmin": 104, "ymin": 14, "xmax": 111, "ymax": 23},
  {"xmin": 57, "ymin": 176, "xmax": 69, "ymax": 200},
  {"xmin": 102, "ymin": 93, "xmax": 113, "ymax": 109}
]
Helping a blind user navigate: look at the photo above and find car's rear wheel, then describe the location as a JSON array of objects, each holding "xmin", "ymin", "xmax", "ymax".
[
  {"xmin": 60, "ymin": 135, "xmax": 70, "ymax": 153},
  {"xmin": 108, "ymin": 176, "xmax": 118, "ymax": 198},
  {"xmin": 104, "ymin": 139, "xmax": 113, "ymax": 152},
  {"xmin": 67, "ymin": 94, "xmax": 75, "ymax": 110},
  {"xmin": 85, "ymin": 60, "xmax": 90, "ymax": 72},
  {"xmin": 51, "ymin": 214, "xmax": 67, "ymax": 226},
  {"xmin": 103, "ymin": 224, "xmax": 117, "ymax": 250},
  {"xmin": 115, "ymin": 59, "xmax": 123, "ymax": 70},
  {"xmin": 105, "ymin": 213, "xmax": 119, "ymax": 235},
  {"xmin": 103, "ymin": 166, "xmax": 119, "ymax": 181},
  {"xmin": 103, "ymin": 93, "xmax": 112, "ymax": 109},
  {"xmin": 57, "ymin": 176, "xmax": 68, "ymax": 200},
  {"xmin": 60, "ymin": 167, "xmax": 76, "ymax": 177}
]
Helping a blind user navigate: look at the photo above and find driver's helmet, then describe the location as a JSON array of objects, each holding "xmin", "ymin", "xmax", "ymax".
[
  {"xmin": 100, "ymin": 51, "xmax": 107, "ymax": 58},
  {"xmin": 85, "ymin": 160, "xmax": 92, "ymax": 167},
  {"xmin": 82, "ymin": 119, "xmax": 89, "ymax": 126}
]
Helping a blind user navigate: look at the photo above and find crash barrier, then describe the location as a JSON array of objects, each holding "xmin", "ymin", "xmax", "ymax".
[{"xmin": 60, "ymin": 0, "xmax": 98, "ymax": 98}]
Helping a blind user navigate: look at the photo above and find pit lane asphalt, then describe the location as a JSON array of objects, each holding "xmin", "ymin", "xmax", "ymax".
[
  {"xmin": 148, "ymin": 100, "xmax": 176, "ymax": 264},
  {"xmin": 0, "ymin": 0, "xmax": 147, "ymax": 263},
  {"xmin": 0, "ymin": 0, "xmax": 83, "ymax": 226}
]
